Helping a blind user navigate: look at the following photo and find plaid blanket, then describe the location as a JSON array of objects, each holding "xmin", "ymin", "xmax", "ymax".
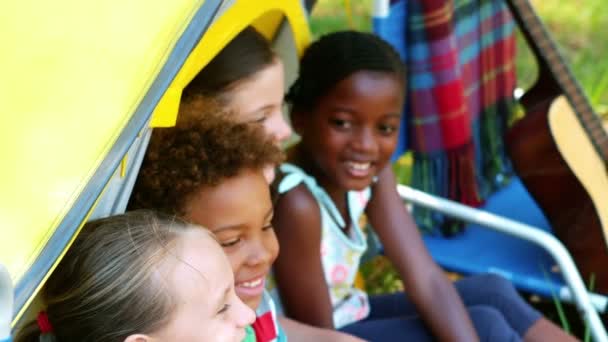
[{"xmin": 375, "ymin": 0, "xmax": 517, "ymax": 233}]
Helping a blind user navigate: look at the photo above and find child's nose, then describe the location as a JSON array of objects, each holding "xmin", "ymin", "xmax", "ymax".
[
  {"xmin": 233, "ymin": 298, "xmax": 256, "ymax": 327},
  {"xmin": 271, "ymin": 111, "xmax": 292, "ymax": 144},
  {"xmin": 352, "ymin": 127, "xmax": 378, "ymax": 154},
  {"xmin": 246, "ymin": 240, "xmax": 274, "ymax": 266}
]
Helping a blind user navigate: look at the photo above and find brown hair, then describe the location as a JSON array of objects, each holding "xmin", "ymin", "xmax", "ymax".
[
  {"xmin": 183, "ymin": 26, "xmax": 277, "ymax": 102},
  {"xmin": 128, "ymin": 99, "xmax": 284, "ymax": 216},
  {"xmin": 14, "ymin": 210, "xmax": 213, "ymax": 342}
]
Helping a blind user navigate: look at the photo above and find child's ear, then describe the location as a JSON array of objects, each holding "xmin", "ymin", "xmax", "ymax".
[{"xmin": 124, "ymin": 334, "xmax": 152, "ymax": 342}]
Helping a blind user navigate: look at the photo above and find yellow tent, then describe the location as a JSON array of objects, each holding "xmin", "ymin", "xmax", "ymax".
[{"xmin": 0, "ymin": 0, "xmax": 310, "ymax": 332}]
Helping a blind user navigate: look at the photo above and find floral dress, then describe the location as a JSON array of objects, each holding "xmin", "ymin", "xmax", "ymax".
[{"xmin": 267, "ymin": 163, "xmax": 371, "ymax": 328}]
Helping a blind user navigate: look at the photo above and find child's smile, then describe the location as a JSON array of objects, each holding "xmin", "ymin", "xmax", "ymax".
[
  {"xmin": 184, "ymin": 170, "xmax": 279, "ymax": 310},
  {"xmin": 234, "ymin": 275, "xmax": 266, "ymax": 300},
  {"xmin": 345, "ymin": 160, "xmax": 373, "ymax": 178},
  {"xmin": 293, "ymin": 70, "xmax": 404, "ymax": 193}
]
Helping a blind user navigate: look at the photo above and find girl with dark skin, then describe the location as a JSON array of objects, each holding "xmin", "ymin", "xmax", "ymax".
[{"xmin": 270, "ymin": 31, "xmax": 577, "ymax": 342}]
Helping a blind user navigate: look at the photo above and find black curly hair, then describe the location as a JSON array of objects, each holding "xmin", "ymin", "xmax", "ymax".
[
  {"xmin": 286, "ymin": 30, "xmax": 405, "ymax": 112},
  {"xmin": 128, "ymin": 97, "xmax": 284, "ymax": 216}
]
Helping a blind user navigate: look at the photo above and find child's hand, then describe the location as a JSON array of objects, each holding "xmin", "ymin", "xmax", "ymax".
[
  {"xmin": 279, "ymin": 316, "xmax": 367, "ymax": 342},
  {"xmin": 314, "ymin": 329, "xmax": 367, "ymax": 342}
]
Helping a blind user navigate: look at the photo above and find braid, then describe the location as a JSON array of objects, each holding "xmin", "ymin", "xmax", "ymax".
[{"xmin": 287, "ymin": 30, "xmax": 405, "ymax": 111}]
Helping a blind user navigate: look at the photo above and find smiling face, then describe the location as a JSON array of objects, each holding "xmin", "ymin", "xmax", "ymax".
[
  {"xmin": 145, "ymin": 230, "xmax": 255, "ymax": 342},
  {"xmin": 183, "ymin": 169, "xmax": 279, "ymax": 310},
  {"xmin": 227, "ymin": 59, "xmax": 292, "ymax": 145},
  {"xmin": 293, "ymin": 70, "xmax": 404, "ymax": 193}
]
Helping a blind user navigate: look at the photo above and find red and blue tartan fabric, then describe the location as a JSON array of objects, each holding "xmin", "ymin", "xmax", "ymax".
[{"xmin": 375, "ymin": 0, "xmax": 517, "ymax": 234}]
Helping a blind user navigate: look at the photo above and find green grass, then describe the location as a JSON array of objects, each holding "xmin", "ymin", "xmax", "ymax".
[
  {"xmin": 516, "ymin": 1, "xmax": 608, "ymax": 109},
  {"xmin": 309, "ymin": 0, "xmax": 373, "ymax": 35}
]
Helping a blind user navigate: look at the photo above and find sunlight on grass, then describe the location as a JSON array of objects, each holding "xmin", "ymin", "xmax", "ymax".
[
  {"xmin": 521, "ymin": 0, "xmax": 608, "ymax": 107},
  {"xmin": 309, "ymin": 0, "xmax": 373, "ymax": 36}
]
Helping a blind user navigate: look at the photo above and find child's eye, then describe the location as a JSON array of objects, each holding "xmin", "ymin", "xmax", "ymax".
[
  {"xmin": 378, "ymin": 124, "xmax": 397, "ymax": 135},
  {"xmin": 250, "ymin": 108, "xmax": 276, "ymax": 125},
  {"xmin": 220, "ymin": 238, "xmax": 241, "ymax": 248},
  {"xmin": 262, "ymin": 223, "xmax": 274, "ymax": 231},
  {"xmin": 217, "ymin": 304, "xmax": 231, "ymax": 315},
  {"xmin": 250, "ymin": 115, "xmax": 267, "ymax": 124},
  {"xmin": 330, "ymin": 118, "xmax": 352, "ymax": 130}
]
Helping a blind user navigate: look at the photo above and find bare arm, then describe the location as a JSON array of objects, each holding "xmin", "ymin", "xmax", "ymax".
[
  {"xmin": 365, "ymin": 166, "xmax": 479, "ymax": 342},
  {"xmin": 272, "ymin": 184, "xmax": 335, "ymax": 328},
  {"xmin": 278, "ymin": 316, "xmax": 366, "ymax": 342}
]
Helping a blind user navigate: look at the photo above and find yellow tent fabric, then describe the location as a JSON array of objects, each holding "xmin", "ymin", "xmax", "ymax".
[
  {"xmin": 0, "ymin": 0, "xmax": 210, "ymax": 322},
  {"xmin": 151, "ymin": 0, "xmax": 310, "ymax": 127},
  {"xmin": 0, "ymin": 0, "xmax": 310, "ymax": 325}
]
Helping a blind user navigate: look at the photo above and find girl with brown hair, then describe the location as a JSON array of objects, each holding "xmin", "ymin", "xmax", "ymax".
[{"xmin": 15, "ymin": 210, "xmax": 254, "ymax": 342}]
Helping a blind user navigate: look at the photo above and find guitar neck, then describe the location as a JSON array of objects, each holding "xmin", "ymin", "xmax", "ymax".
[{"xmin": 506, "ymin": 0, "xmax": 608, "ymax": 162}]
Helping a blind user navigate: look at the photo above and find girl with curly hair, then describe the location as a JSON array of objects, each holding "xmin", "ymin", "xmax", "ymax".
[
  {"xmin": 179, "ymin": 25, "xmax": 294, "ymax": 182},
  {"xmin": 129, "ymin": 106, "xmax": 362, "ymax": 342}
]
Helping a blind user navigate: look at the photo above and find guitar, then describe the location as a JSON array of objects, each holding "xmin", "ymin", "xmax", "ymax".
[{"xmin": 504, "ymin": 0, "xmax": 608, "ymax": 293}]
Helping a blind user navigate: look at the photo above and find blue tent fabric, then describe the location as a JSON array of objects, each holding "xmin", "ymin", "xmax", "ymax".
[{"xmin": 373, "ymin": 0, "xmax": 409, "ymax": 161}]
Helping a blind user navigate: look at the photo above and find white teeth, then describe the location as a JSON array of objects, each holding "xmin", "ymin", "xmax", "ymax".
[
  {"xmin": 240, "ymin": 278, "xmax": 262, "ymax": 288},
  {"xmin": 347, "ymin": 161, "xmax": 371, "ymax": 170}
]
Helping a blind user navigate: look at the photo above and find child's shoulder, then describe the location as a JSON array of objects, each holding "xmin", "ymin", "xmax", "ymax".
[
  {"xmin": 275, "ymin": 163, "xmax": 317, "ymax": 199},
  {"xmin": 274, "ymin": 176, "xmax": 320, "ymax": 219},
  {"xmin": 272, "ymin": 163, "xmax": 322, "ymax": 225}
]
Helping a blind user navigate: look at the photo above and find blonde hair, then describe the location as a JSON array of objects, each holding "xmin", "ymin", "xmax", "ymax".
[{"xmin": 15, "ymin": 210, "xmax": 214, "ymax": 342}]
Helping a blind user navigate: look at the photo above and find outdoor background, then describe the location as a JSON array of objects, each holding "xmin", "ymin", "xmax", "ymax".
[
  {"xmin": 308, "ymin": 0, "xmax": 607, "ymax": 338},
  {"xmin": 310, "ymin": 0, "xmax": 608, "ymax": 109}
]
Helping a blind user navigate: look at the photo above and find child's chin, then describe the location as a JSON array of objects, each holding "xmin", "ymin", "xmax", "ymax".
[
  {"xmin": 343, "ymin": 178, "xmax": 375, "ymax": 191},
  {"xmin": 245, "ymin": 296, "xmax": 263, "ymax": 311}
]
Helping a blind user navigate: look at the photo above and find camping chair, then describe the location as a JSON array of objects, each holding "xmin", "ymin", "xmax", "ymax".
[
  {"xmin": 0, "ymin": 0, "xmax": 310, "ymax": 338},
  {"xmin": 372, "ymin": 0, "xmax": 607, "ymax": 340}
]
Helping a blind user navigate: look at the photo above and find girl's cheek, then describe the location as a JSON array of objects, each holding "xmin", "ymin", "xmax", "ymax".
[
  {"xmin": 267, "ymin": 111, "xmax": 292, "ymax": 144},
  {"xmin": 224, "ymin": 250, "xmax": 244, "ymax": 278},
  {"xmin": 265, "ymin": 231, "xmax": 280, "ymax": 263}
]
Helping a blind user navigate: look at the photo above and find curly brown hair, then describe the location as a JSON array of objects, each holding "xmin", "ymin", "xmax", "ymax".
[{"xmin": 128, "ymin": 96, "xmax": 284, "ymax": 216}]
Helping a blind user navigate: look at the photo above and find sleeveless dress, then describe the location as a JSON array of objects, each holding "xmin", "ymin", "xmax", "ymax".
[{"xmin": 267, "ymin": 163, "xmax": 372, "ymax": 328}]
